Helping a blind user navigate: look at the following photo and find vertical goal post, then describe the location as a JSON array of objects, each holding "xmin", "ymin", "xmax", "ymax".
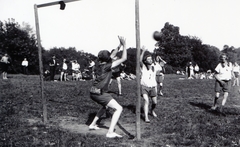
[
  {"xmin": 34, "ymin": 1, "xmax": 142, "ymax": 140},
  {"xmin": 34, "ymin": 0, "xmax": 80, "ymax": 124},
  {"xmin": 135, "ymin": 0, "xmax": 141, "ymax": 140}
]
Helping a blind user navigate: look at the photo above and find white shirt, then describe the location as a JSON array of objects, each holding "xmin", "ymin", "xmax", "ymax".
[
  {"xmin": 154, "ymin": 63, "xmax": 163, "ymax": 75},
  {"xmin": 233, "ymin": 64, "xmax": 240, "ymax": 73},
  {"xmin": 215, "ymin": 62, "xmax": 233, "ymax": 80},
  {"xmin": 22, "ymin": 60, "xmax": 28, "ymax": 66},
  {"xmin": 89, "ymin": 61, "xmax": 95, "ymax": 67},
  {"xmin": 63, "ymin": 63, "xmax": 67, "ymax": 70},
  {"xmin": 72, "ymin": 63, "xmax": 80, "ymax": 70},
  {"xmin": 1, "ymin": 56, "xmax": 9, "ymax": 63},
  {"xmin": 141, "ymin": 64, "xmax": 157, "ymax": 87}
]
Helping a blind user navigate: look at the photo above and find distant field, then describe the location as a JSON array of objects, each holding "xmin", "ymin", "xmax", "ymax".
[{"xmin": 0, "ymin": 74, "xmax": 240, "ymax": 147}]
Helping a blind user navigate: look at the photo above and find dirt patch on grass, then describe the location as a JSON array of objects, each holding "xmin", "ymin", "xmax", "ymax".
[{"xmin": 26, "ymin": 116, "xmax": 136, "ymax": 138}]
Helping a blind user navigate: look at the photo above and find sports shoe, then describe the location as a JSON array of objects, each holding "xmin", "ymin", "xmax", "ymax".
[
  {"xmin": 89, "ymin": 125, "xmax": 100, "ymax": 130},
  {"xmin": 145, "ymin": 119, "xmax": 150, "ymax": 123},
  {"xmin": 158, "ymin": 91, "xmax": 163, "ymax": 96},
  {"xmin": 106, "ymin": 132, "xmax": 122, "ymax": 138},
  {"xmin": 210, "ymin": 106, "xmax": 217, "ymax": 110},
  {"xmin": 152, "ymin": 111, "xmax": 157, "ymax": 117}
]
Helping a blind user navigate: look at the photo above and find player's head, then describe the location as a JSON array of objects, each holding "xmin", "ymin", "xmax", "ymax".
[
  {"xmin": 143, "ymin": 53, "xmax": 153, "ymax": 65},
  {"xmin": 98, "ymin": 50, "xmax": 111, "ymax": 63},
  {"xmin": 220, "ymin": 53, "xmax": 228, "ymax": 63}
]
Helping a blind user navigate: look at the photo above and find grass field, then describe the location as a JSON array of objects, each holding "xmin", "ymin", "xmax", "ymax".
[{"xmin": 1, "ymin": 74, "xmax": 240, "ymax": 147}]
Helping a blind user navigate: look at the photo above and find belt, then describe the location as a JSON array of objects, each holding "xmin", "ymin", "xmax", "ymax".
[{"xmin": 142, "ymin": 85, "xmax": 156, "ymax": 88}]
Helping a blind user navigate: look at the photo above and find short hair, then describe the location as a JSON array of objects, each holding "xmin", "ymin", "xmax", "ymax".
[{"xmin": 98, "ymin": 50, "xmax": 111, "ymax": 62}]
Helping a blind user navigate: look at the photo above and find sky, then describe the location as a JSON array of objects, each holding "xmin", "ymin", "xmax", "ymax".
[{"xmin": 1, "ymin": 0, "xmax": 240, "ymax": 56}]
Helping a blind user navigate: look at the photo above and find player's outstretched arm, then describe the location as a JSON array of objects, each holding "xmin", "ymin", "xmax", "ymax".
[{"xmin": 112, "ymin": 36, "xmax": 126, "ymax": 68}]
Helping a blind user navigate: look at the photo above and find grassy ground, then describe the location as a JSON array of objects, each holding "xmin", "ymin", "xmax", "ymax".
[{"xmin": 0, "ymin": 74, "xmax": 240, "ymax": 147}]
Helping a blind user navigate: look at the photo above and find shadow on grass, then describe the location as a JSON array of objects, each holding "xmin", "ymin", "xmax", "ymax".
[
  {"xmin": 85, "ymin": 112, "xmax": 109, "ymax": 129},
  {"xmin": 123, "ymin": 104, "xmax": 136, "ymax": 114},
  {"xmin": 189, "ymin": 101, "xmax": 223, "ymax": 116},
  {"xmin": 123, "ymin": 104, "xmax": 146, "ymax": 121},
  {"xmin": 189, "ymin": 101, "xmax": 211, "ymax": 110},
  {"xmin": 189, "ymin": 101, "xmax": 239, "ymax": 116},
  {"xmin": 117, "ymin": 122, "xmax": 135, "ymax": 139}
]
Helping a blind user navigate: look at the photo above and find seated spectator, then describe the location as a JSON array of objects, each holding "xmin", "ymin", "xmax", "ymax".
[{"xmin": 71, "ymin": 60, "xmax": 82, "ymax": 81}]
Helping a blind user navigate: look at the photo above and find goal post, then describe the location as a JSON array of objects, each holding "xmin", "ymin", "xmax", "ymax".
[{"xmin": 135, "ymin": 0, "xmax": 141, "ymax": 140}]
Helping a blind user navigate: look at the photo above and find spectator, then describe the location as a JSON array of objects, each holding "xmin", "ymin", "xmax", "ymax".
[
  {"xmin": 21, "ymin": 57, "xmax": 28, "ymax": 74},
  {"xmin": 49, "ymin": 55, "xmax": 58, "ymax": 81},
  {"xmin": 186, "ymin": 62, "xmax": 194, "ymax": 79},
  {"xmin": 71, "ymin": 60, "xmax": 81, "ymax": 81},
  {"xmin": 194, "ymin": 64, "xmax": 199, "ymax": 79},
  {"xmin": 1, "ymin": 53, "xmax": 10, "ymax": 80},
  {"xmin": 232, "ymin": 62, "xmax": 239, "ymax": 86},
  {"xmin": 60, "ymin": 57, "xmax": 68, "ymax": 81},
  {"xmin": 89, "ymin": 59, "xmax": 96, "ymax": 80},
  {"xmin": 44, "ymin": 70, "xmax": 50, "ymax": 81}
]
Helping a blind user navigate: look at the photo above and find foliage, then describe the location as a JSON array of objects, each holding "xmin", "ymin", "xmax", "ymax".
[
  {"xmin": 42, "ymin": 47, "xmax": 97, "ymax": 74},
  {"xmin": 124, "ymin": 48, "xmax": 138, "ymax": 74},
  {"xmin": 222, "ymin": 45, "xmax": 239, "ymax": 63},
  {"xmin": 0, "ymin": 19, "xmax": 39, "ymax": 74},
  {"xmin": 1, "ymin": 19, "xmax": 240, "ymax": 75},
  {"xmin": 154, "ymin": 22, "xmax": 223, "ymax": 73}
]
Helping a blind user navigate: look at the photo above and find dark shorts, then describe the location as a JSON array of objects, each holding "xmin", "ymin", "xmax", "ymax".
[
  {"xmin": 215, "ymin": 80, "xmax": 231, "ymax": 92},
  {"xmin": 61, "ymin": 69, "xmax": 68, "ymax": 73},
  {"xmin": 112, "ymin": 72, "xmax": 121, "ymax": 79},
  {"xmin": 234, "ymin": 72, "xmax": 239, "ymax": 78},
  {"xmin": 141, "ymin": 85, "xmax": 157, "ymax": 97},
  {"xmin": 90, "ymin": 92, "xmax": 113, "ymax": 106},
  {"xmin": 156, "ymin": 75, "xmax": 164, "ymax": 83},
  {"xmin": 1, "ymin": 63, "xmax": 9, "ymax": 72}
]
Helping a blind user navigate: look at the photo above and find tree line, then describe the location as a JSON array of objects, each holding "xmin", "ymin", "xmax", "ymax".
[{"xmin": 1, "ymin": 19, "xmax": 240, "ymax": 75}]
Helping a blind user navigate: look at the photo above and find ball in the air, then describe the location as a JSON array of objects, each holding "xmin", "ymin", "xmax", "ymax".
[{"xmin": 153, "ymin": 31, "xmax": 161, "ymax": 41}]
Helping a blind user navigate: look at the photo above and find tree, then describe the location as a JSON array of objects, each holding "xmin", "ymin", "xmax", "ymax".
[
  {"xmin": 42, "ymin": 47, "xmax": 96, "ymax": 75},
  {"xmin": 154, "ymin": 22, "xmax": 192, "ymax": 72},
  {"xmin": 0, "ymin": 19, "xmax": 39, "ymax": 74},
  {"xmin": 154, "ymin": 22, "xmax": 222, "ymax": 73},
  {"xmin": 222, "ymin": 45, "xmax": 238, "ymax": 63}
]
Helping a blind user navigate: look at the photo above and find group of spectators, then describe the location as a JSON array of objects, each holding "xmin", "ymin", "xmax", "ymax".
[{"xmin": 44, "ymin": 55, "xmax": 95, "ymax": 82}]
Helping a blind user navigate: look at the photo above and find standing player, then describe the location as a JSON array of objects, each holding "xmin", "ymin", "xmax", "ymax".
[
  {"xmin": 154, "ymin": 55, "xmax": 166, "ymax": 96},
  {"xmin": 211, "ymin": 53, "xmax": 234, "ymax": 112},
  {"xmin": 109, "ymin": 61, "xmax": 125, "ymax": 96},
  {"xmin": 140, "ymin": 46, "xmax": 158, "ymax": 123},
  {"xmin": 88, "ymin": 36, "xmax": 126, "ymax": 138}
]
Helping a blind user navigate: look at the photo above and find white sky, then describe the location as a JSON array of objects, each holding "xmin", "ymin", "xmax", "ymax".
[{"xmin": 1, "ymin": 0, "xmax": 240, "ymax": 56}]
